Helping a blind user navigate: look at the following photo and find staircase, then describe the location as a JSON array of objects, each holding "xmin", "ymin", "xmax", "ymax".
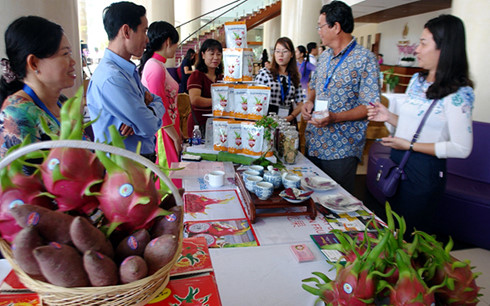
[{"xmin": 175, "ymin": 0, "xmax": 281, "ymax": 65}]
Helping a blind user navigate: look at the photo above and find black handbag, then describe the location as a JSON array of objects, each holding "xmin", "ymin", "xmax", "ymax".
[{"xmin": 375, "ymin": 99, "xmax": 439, "ymax": 197}]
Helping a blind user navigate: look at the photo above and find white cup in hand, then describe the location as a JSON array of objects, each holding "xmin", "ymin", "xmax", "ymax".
[{"xmin": 204, "ymin": 171, "xmax": 225, "ymax": 187}]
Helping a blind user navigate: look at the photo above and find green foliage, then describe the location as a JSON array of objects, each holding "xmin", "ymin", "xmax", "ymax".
[{"xmin": 383, "ymin": 68, "xmax": 399, "ymax": 91}]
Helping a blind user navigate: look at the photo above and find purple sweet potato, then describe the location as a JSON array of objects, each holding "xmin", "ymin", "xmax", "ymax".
[
  {"xmin": 83, "ymin": 250, "xmax": 118, "ymax": 286},
  {"xmin": 10, "ymin": 205, "xmax": 73, "ymax": 244},
  {"xmin": 119, "ymin": 255, "xmax": 148, "ymax": 284},
  {"xmin": 115, "ymin": 229, "xmax": 150, "ymax": 262},
  {"xmin": 144, "ymin": 234, "xmax": 178, "ymax": 275},
  {"xmin": 33, "ymin": 242, "xmax": 89, "ymax": 287},
  {"xmin": 70, "ymin": 216, "xmax": 114, "ymax": 258},
  {"xmin": 12, "ymin": 227, "xmax": 44, "ymax": 276},
  {"xmin": 151, "ymin": 206, "xmax": 182, "ymax": 238}
]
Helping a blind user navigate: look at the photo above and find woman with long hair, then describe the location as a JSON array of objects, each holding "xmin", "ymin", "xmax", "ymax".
[
  {"xmin": 0, "ymin": 16, "xmax": 76, "ymax": 158},
  {"xmin": 254, "ymin": 37, "xmax": 305, "ymax": 123},
  {"xmin": 295, "ymin": 45, "xmax": 316, "ymax": 93},
  {"xmin": 367, "ymin": 15, "xmax": 474, "ymax": 238},
  {"xmin": 139, "ymin": 21, "xmax": 182, "ymax": 189},
  {"xmin": 186, "ymin": 39, "xmax": 223, "ymax": 137},
  {"xmin": 179, "ymin": 48, "xmax": 195, "ymax": 93}
]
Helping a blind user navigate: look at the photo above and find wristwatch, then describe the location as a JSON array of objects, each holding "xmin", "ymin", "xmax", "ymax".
[{"xmin": 409, "ymin": 142, "xmax": 414, "ymax": 152}]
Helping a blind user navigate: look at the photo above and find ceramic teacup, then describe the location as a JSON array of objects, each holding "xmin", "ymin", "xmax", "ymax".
[
  {"xmin": 249, "ymin": 165, "xmax": 265, "ymax": 176},
  {"xmin": 245, "ymin": 175, "xmax": 263, "ymax": 192},
  {"xmin": 282, "ymin": 174, "xmax": 301, "ymax": 189},
  {"xmin": 263, "ymin": 170, "xmax": 282, "ymax": 189},
  {"xmin": 242, "ymin": 170, "xmax": 260, "ymax": 181},
  {"xmin": 204, "ymin": 170, "xmax": 225, "ymax": 187},
  {"xmin": 254, "ymin": 182, "xmax": 274, "ymax": 200}
]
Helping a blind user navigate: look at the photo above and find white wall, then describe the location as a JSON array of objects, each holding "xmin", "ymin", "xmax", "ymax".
[
  {"xmin": 0, "ymin": 0, "xmax": 81, "ymax": 98},
  {"xmin": 353, "ymin": 9, "xmax": 451, "ymax": 65},
  {"xmin": 353, "ymin": 6, "xmax": 489, "ymax": 123},
  {"xmin": 452, "ymin": 0, "xmax": 490, "ymax": 123}
]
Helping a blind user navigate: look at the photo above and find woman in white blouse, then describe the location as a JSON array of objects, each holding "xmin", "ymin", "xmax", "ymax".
[{"xmin": 367, "ymin": 15, "xmax": 474, "ymax": 238}]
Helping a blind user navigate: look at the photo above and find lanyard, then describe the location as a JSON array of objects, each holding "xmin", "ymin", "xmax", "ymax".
[
  {"xmin": 277, "ymin": 74, "xmax": 291, "ymax": 103},
  {"xmin": 323, "ymin": 41, "xmax": 357, "ymax": 92},
  {"xmin": 23, "ymin": 84, "xmax": 61, "ymax": 126}
]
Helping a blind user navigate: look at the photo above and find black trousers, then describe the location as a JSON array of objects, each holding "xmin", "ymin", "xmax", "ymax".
[
  {"xmin": 388, "ymin": 149, "xmax": 446, "ymax": 239},
  {"xmin": 141, "ymin": 152, "xmax": 157, "ymax": 163},
  {"xmin": 307, "ymin": 155, "xmax": 358, "ymax": 194}
]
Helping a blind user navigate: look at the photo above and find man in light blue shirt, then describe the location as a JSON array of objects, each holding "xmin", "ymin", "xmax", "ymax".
[{"xmin": 87, "ymin": 1, "xmax": 164, "ymax": 161}]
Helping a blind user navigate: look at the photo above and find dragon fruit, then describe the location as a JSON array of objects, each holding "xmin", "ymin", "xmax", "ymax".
[
  {"xmin": 39, "ymin": 87, "xmax": 104, "ymax": 213},
  {"xmin": 0, "ymin": 153, "xmax": 54, "ymax": 242},
  {"xmin": 95, "ymin": 125, "xmax": 170, "ymax": 235},
  {"xmin": 303, "ymin": 230, "xmax": 391, "ymax": 305},
  {"xmin": 415, "ymin": 232, "xmax": 480, "ymax": 305},
  {"xmin": 302, "ymin": 202, "xmax": 481, "ymax": 305},
  {"xmin": 388, "ymin": 250, "xmax": 436, "ymax": 306}
]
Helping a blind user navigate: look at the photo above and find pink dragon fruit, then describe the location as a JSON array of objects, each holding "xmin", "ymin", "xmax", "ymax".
[
  {"xmin": 38, "ymin": 87, "xmax": 104, "ymax": 213},
  {"xmin": 303, "ymin": 230, "xmax": 391, "ymax": 305},
  {"xmin": 95, "ymin": 125, "xmax": 170, "ymax": 235},
  {"xmin": 389, "ymin": 250, "xmax": 436, "ymax": 306},
  {"xmin": 0, "ymin": 157, "xmax": 54, "ymax": 242},
  {"xmin": 40, "ymin": 147, "xmax": 104, "ymax": 213},
  {"xmin": 416, "ymin": 232, "xmax": 480, "ymax": 305}
]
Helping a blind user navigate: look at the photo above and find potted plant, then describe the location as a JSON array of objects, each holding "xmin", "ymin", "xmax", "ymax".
[
  {"xmin": 383, "ymin": 68, "xmax": 399, "ymax": 93},
  {"xmin": 400, "ymin": 56, "xmax": 416, "ymax": 67}
]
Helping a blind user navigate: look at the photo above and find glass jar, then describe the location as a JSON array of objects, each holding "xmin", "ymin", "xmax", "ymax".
[{"xmin": 282, "ymin": 130, "xmax": 299, "ymax": 164}]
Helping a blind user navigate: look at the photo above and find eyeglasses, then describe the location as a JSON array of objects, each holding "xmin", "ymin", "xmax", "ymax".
[
  {"xmin": 274, "ymin": 49, "xmax": 290, "ymax": 55},
  {"xmin": 316, "ymin": 23, "xmax": 328, "ymax": 31}
]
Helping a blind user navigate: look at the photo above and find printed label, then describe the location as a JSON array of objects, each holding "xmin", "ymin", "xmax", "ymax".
[
  {"xmin": 165, "ymin": 213, "xmax": 177, "ymax": 222},
  {"xmin": 119, "ymin": 183, "xmax": 134, "ymax": 197},
  {"xmin": 47, "ymin": 158, "xmax": 60, "ymax": 170},
  {"xmin": 127, "ymin": 236, "xmax": 138, "ymax": 250},
  {"xmin": 49, "ymin": 242, "xmax": 61, "ymax": 249},
  {"xmin": 343, "ymin": 283, "xmax": 353, "ymax": 294},
  {"xmin": 27, "ymin": 212, "xmax": 40, "ymax": 226},
  {"xmin": 9, "ymin": 199, "xmax": 24, "ymax": 210}
]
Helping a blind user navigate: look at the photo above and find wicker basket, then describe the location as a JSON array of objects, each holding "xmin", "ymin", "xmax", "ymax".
[{"xmin": 0, "ymin": 140, "xmax": 184, "ymax": 306}]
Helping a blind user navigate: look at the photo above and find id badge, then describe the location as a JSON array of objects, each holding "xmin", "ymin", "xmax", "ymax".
[
  {"xmin": 313, "ymin": 98, "xmax": 329, "ymax": 119},
  {"xmin": 278, "ymin": 106, "xmax": 289, "ymax": 118}
]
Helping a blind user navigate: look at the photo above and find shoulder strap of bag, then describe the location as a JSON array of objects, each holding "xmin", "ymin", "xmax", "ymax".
[{"xmin": 398, "ymin": 99, "xmax": 439, "ymax": 169}]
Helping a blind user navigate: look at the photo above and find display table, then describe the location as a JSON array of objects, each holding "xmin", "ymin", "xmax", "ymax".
[
  {"xmin": 210, "ymin": 243, "xmax": 333, "ymax": 306},
  {"xmin": 176, "ymin": 152, "xmax": 378, "ymax": 305}
]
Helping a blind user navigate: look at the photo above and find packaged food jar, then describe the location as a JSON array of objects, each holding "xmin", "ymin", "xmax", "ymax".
[{"xmin": 282, "ymin": 130, "xmax": 299, "ymax": 164}]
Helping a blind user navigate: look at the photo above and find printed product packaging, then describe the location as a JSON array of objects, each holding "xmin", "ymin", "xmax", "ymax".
[
  {"xmin": 261, "ymin": 127, "xmax": 275, "ymax": 158},
  {"xmin": 247, "ymin": 86, "xmax": 271, "ymax": 120},
  {"xmin": 213, "ymin": 119, "xmax": 229, "ymax": 151},
  {"xmin": 227, "ymin": 120, "xmax": 243, "ymax": 154},
  {"xmin": 241, "ymin": 121, "xmax": 263, "ymax": 156},
  {"xmin": 242, "ymin": 48, "xmax": 254, "ymax": 82},
  {"xmin": 211, "ymin": 83, "xmax": 231, "ymax": 116},
  {"xmin": 224, "ymin": 85, "xmax": 234, "ymax": 117},
  {"xmin": 223, "ymin": 49, "xmax": 243, "ymax": 82},
  {"xmin": 233, "ymin": 84, "xmax": 249, "ymax": 119},
  {"xmin": 224, "ymin": 21, "xmax": 247, "ymax": 49}
]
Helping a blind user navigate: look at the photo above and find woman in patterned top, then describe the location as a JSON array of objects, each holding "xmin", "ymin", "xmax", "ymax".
[
  {"xmin": 0, "ymin": 16, "xmax": 76, "ymax": 158},
  {"xmin": 254, "ymin": 37, "xmax": 305, "ymax": 124},
  {"xmin": 367, "ymin": 15, "xmax": 474, "ymax": 238},
  {"xmin": 139, "ymin": 21, "xmax": 182, "ymax": 190}
]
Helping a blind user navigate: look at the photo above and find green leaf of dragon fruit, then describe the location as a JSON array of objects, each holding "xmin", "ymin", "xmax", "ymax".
[
  {"xmin": 39, "ymin": 86, "xmax": 105, "ymax": 214},
  {"xmin": 95, "ymin": 125, "xmax": 170, "ymax": 236}
]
